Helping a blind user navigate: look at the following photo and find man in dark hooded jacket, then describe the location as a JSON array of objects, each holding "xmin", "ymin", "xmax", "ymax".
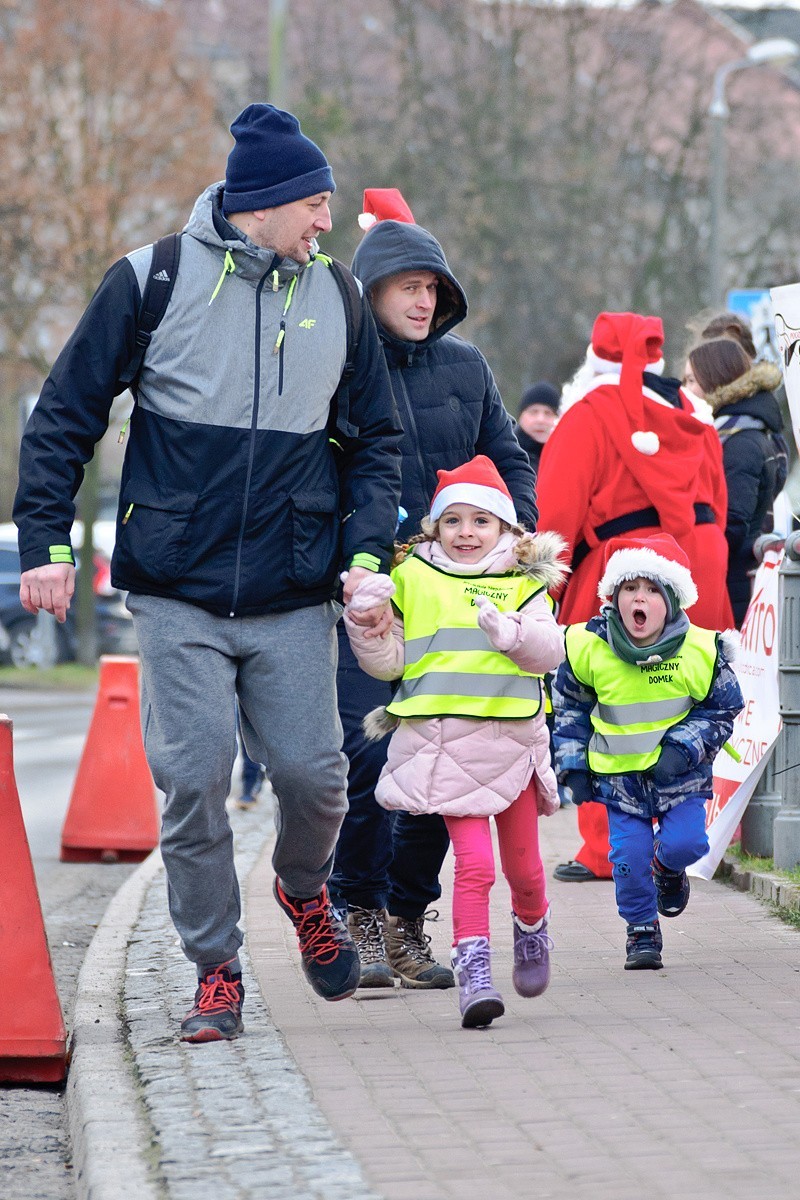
[{"xmin": 330, "ymin": 209, "xmax": 536, "ymax": 989}]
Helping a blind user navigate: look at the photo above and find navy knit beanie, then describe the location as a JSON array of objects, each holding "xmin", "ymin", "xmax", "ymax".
[
  {"xmin": 519, "ymin": 381, "xmax": 560, "ymax": 416},
  {"xmin": 221, "ymin": 104, "xmax": 335, "ymax": 216}
]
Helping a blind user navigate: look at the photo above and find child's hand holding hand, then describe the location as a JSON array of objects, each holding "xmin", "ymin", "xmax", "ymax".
[
  {"xmin": 343, "ymin": 573, "xmax": 396, "ymax": 640},
  {"xmin": 474, "ymin": 594, "xmax": 521, "ymax": 652}
]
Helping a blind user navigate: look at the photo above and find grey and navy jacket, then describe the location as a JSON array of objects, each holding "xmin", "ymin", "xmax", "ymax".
[
  {"xmin": 14, "ymin": 184, "xmax": 403, "ymax": 616},
  {"xmin": 552, "ymin": 612, "xmax": 743, "ymax": 818},
  {"xmin": 351, "ymin": 220, "xmax": 536, "ymax": 542}
]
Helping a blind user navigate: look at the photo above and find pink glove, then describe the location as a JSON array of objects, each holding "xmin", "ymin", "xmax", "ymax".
[
  {"xmin": 345, "ymin": 573, "xmax": 396, "ymax": 613},
  {"xmin": 474, "ymin": 594, "xmax": 521, "ymax": 652}
]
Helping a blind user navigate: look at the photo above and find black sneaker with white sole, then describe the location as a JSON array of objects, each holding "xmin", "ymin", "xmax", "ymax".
[
  {"xmin": 624, "ymin": 921, "xmax": 663, "ymax": 970},
  {"xmin": 652, "ymin": 855, "xmax": 690, "ymax": 917}
]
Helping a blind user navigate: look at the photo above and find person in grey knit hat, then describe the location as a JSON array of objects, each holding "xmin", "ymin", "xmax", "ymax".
[{"xmin": 15, "ymin": 102, "xmax": 403, "ymax": 1042}]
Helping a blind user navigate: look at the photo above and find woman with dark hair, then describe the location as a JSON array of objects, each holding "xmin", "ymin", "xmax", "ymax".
[{"xmin": 686, "ymin": 337, "xmax": 786, "ymax": 626}]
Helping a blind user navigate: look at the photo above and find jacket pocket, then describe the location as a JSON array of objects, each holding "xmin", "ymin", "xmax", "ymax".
[
  {"xmin": 289, "ymin": 489, "xmax": 339, "ymax": 587},
  {"xmin": 116, "ymin": 486, "xmax": 196, "ymax": 586}
]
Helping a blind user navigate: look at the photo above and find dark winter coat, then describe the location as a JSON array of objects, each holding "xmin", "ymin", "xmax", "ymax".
[
  {"xmin": 14, "ymin": 184, "xmax": 403, "ymax": 616},
  {"xmin": 709, "ymin": 362, "xmax": 787, "ymax": 626},
  {"xmin": 351, "ymin": 221, "xmax": 536, "ymax": 541},
  {"xmin": 552, "ymin": 611, "xmax": 743, "ymax": 819},
  {"xmin": 515, "ymin": 428, "xmax": 544, "ymax": 476}
]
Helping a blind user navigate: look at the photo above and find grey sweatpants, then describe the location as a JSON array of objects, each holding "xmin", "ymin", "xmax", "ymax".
[{"xmin": 127, "ymin": 594, "xmax": 347, "ymax": 967}]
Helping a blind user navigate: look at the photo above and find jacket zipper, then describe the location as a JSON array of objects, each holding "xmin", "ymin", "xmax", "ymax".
[
  {"xmin": 275, "ymin": 320, "xmax": 286, "ymax": 394},
  {"xmin": 395, "ymin": 368, "xmax": 428, "ymax": 508},
  {"xmin": 229, "ymin": 272, "xmax": 269, "ymax": 616}
]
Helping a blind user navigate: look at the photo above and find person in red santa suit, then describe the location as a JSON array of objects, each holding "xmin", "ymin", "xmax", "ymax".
[{"xmin": 536, "ymin": 311, "xmax": 734, "ymax": 882}]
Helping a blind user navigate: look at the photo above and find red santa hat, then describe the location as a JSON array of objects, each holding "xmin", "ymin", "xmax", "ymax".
[
  {"xmin": 429, "ymin": 455, "xmax": 517, "ymax": 526},
  {"xmin": 587, "ymin": 312, "xmax": 666, "ymax": 456},
  {"xmin": 597, "ymin": 533, "xmax": 698, "ymax": 612},
  {"xmin": 358, "ymin": 187, "xmax": 416, "ymax": 230}
]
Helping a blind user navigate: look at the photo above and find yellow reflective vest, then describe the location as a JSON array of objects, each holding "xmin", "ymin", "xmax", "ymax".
[
  {"xmin": 386, "ymin": 554, "xmax": 546, "ymax": 720},
  {"xmin": 565, "ymin": 623, "xmax": 719, "ymax": 775}
]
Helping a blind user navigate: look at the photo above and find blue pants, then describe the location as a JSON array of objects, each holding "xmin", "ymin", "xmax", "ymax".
[
  {"xmin": 329, "ymin": 625, "xmax": 450, "ymax": 918},
  {"xmin": 607, "ymin": 797, "xmax": 709, "ymax": 925}
]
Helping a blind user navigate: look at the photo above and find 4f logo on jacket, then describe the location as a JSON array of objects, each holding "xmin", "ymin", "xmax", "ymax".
[{"xmin": 298, "ymin": 318, "xmax": 316, "ymax": 329}]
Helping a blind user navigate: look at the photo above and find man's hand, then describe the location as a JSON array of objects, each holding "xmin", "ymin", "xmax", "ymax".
[
  {"xmin": 20, "ymin": 563, "xmax": 76, "ymax": 624},
  {"xmin": 342, "ymin": 568, "xmax": 395, "ymax": 639}
]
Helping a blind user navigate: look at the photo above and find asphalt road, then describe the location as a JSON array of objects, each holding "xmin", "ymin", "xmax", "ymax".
[{"xmin": 0, "ymin": 686, "xmax": 138, "ymax": 1199}]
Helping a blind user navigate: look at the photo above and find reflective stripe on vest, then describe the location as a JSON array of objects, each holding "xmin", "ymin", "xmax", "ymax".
[
  {"xmin": 565, "ymin": 623, "xmax": 719, "ymax": 774},
  {"xmin": 387, "ymin": 553, "xmax": 545, "ymax": 720}
]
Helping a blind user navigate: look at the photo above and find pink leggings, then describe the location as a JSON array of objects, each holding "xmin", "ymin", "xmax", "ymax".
[{"xmin": 443, "ymin": 780, "xmax": 548, "ymax": 944}]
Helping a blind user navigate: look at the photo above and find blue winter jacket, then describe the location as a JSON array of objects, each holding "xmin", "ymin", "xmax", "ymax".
[
  {"xmin": 552, "ymin": 611, "xmax": 744, "ymax": 818},
  {"xmin": 351, "ymin": 221, "xmax": 536, "ymax": 541},
  {"xmin": 14, "ymin": 185, "xmax": 402, "ymax": 616}
]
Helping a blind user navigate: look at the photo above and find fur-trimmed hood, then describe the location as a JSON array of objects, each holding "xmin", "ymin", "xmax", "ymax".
[
  {"xmin": 404, "ymin": 529, "xmax": 569, "ymax": 593},
  {"xmin": 707, "ymin": 362, "xmax": 783, "ymax": 415}
]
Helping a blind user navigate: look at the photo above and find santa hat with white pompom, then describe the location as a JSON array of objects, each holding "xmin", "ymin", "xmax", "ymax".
[
  {"xmin": 589, "ymin": 312, "xmax": 665, "ymax": 456},
  {"xmin": 357, "ymin": 187, "xmax": 416, "ymax": 230}
]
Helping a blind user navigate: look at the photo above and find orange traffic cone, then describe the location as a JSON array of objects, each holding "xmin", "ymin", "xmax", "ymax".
[
  {"xmin": 0, "ymin": 715, "xmax": 67, "ymax": 1083},
  {"xmin": 60, "ymin": 656, "xmax": 159, "ymax": 863}
]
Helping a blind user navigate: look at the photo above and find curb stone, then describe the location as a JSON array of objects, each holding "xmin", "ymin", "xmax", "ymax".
[
  {"xmin": 67, "ymin": 791, "xmax": 381, "ymax": 1200},
  {"xmin": 66, "ymin": 848, "xmax": 165, "ymax": 1200},
  {"xmin": 719, "ymin": 852, "xmax": 800, "ymax": 913}
]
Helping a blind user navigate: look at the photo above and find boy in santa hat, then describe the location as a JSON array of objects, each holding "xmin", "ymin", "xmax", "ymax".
[{"xmin": 552, "ymin": 533, "xmax": 743, "ymax": 970}]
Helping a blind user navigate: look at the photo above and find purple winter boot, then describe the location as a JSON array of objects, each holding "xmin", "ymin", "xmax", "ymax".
[
  {"xmin": 512, "ymin": 912, "xmax": 553, "ymax": 998},
  {"xmin": 451, "ymin": 937, "xmax": 505, "ymax": 1029}
]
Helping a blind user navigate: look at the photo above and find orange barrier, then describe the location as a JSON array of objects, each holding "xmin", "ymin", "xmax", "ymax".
[
  {"xmin": 60, "ymin": 656, "xmax": 159, "ymax": 863},
  {"xmin": 0, "ymin": 715, "xmax": 67, "ymax": 1083}
]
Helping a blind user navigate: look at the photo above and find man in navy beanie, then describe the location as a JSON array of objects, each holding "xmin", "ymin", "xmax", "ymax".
[
  {"xmin": 14, "ymin": 103, "xmax": 402, "ymax": 1041},
  {"xmin": 516, "ymin": 381, "xmax": 560, "ymax": 476}
]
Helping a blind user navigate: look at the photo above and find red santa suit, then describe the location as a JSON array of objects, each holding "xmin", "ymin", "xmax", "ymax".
[{"xmin": 537, "ymin": 312, "xmax": 733, "ymax": 878}]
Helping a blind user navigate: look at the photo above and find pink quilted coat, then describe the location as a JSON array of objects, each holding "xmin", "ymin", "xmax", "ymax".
[{"xmin": 344, "ymin": 531, "xmax": 567, "ymax": 818}]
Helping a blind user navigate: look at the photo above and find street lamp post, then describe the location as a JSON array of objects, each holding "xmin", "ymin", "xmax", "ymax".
[{"xmin": 708, "ymin": 38, "xmax": 799, "ymax": 308}]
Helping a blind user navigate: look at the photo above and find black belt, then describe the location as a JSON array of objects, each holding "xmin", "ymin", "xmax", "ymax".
[{"xmin": 571, "ymin": 504, "xmax": 716, "ymax": 572}]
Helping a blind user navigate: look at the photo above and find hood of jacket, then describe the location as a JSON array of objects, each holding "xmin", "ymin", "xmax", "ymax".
[
  {"xmin": 183, "ymin": 181, "xmax": 313, "ymax": 286},
  {"xmin": 414, "ymin": 529, "xmax": 568, "ymax": 593},
  {"xmin": 351, "ymin": 219, "xmax": 467, "ymax": 356},
  {"xmin": 707, "ymin": 362, "xmax": 784, "ymax": 425}
]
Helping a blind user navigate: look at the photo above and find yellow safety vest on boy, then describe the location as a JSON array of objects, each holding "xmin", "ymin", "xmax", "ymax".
[
  {"xmin": 565, "ymin": 623, "xmax": 719, "ymax": 775},
  {"xmin": 387, "ymin": 553, "xmax": 546, "ymax": 720}
]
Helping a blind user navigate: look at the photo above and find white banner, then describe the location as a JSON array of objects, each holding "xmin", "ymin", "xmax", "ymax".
[
  {"xmin": 687, "ymin": 549, "xmax": 783, "ymax": 880},
  {"xmin": 770, "ymin": 282, "xmax": 800, "ymax": 456}
]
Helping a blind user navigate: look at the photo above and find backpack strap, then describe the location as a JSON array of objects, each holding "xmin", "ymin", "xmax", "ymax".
[
  {"xmin": 119, "ymin": 232, "xmax": 182, "ymax": 392},
  {"xmin": 326, "ymin": 256, "xmax": 363, "ymax": 383}
]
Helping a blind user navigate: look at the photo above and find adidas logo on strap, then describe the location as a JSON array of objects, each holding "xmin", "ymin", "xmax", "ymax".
[{"xmin": 153, "ymin": 269, "xmax": 171, "ymax": 283}]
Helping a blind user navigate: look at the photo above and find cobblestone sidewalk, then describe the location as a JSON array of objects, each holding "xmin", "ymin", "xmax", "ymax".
[{"xmin": 70, "ymin": 793, "xmax": 800, "ymax": 1200}]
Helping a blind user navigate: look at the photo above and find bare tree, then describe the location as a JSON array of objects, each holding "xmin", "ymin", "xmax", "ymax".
[
  {"xmin": 0, "ymin": 0, "xmax": 220, "ymax": 660},
  {"xmin": 201, "ymin": 0, "xmax": 800, "ymax": 396}
]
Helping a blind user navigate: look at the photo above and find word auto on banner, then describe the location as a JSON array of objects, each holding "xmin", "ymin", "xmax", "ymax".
[{"xmin": 688, "ymin": 549, "xmax": 782, "ymax": 880}]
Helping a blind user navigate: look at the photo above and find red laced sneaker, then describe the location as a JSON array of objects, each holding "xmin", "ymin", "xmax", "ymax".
[
  {"xmin": 273, "ymin": 880, "xmax": 360, "ymax": 1001},
  {"xmin": 180, "ymin": 962, "xmax": 244, "ymax": 1043}
]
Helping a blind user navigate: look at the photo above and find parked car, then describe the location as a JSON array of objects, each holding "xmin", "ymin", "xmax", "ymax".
[{"xmin": 0, "ymin": 524, "xmax": 137, "ymax": 667}]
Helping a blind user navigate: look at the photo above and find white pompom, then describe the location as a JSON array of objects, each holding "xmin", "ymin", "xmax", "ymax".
[
  {"xmin": 631, "ymin": 430, "xmax": 660, "ymax": 455},
  {"xmin": 358, "ymin": 212, "xmax": 377, "ymax": 230}
]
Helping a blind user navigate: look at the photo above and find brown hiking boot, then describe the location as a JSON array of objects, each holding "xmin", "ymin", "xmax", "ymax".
[
  {"xmin": 347, "ymin": 906, "xmax": 395, "ymax": 988},
  {"xmin": 384, "ymin": 912, "xmax": 455, "ymax": 989}
]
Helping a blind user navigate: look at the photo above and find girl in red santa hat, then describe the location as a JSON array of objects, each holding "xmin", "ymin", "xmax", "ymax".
[
  {"xmin": 536, "ymin": 312, "xmax": 734, "ymax": 883},
  {"xmin": 343, "ymin": 455, "xmax": 567, "ymax": 1029}
]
